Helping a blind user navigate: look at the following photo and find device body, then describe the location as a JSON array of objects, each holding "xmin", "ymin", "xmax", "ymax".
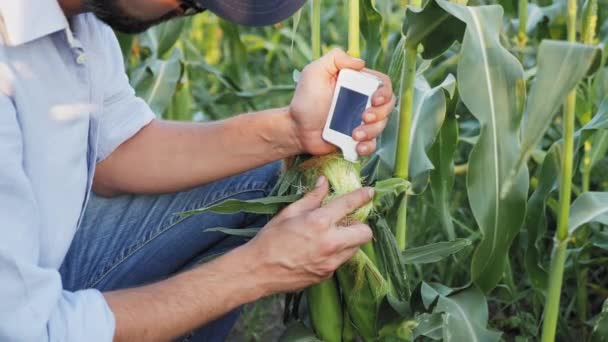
[{"xmin": 322, "ymin": 69, "xmax": 381, "ymax": 162}]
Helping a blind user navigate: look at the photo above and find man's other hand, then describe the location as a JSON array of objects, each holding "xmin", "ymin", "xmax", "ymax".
[
  {"xmin": 240, "ymin": 176, "xmax": 374, "ymax": 294},
  {"xmin": 289, "ymin": 48, "xmax": 396, "ymax": 156}
]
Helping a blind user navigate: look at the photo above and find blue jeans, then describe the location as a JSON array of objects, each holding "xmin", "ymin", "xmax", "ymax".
[{"xmin": 59, "ymin": 162, "xmax": 281, "ymax": 342}]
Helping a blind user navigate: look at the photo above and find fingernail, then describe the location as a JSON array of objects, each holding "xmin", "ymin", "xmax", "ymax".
[
  {"xmin": 354, "ymin": 57, "xmax": 365, "ymax": 63},
  {"xmin": 359, "ymin": 145, "xmax": 368, "ymax": 153},
  {"xmin": 365, "ymin": 113, "xmax": 376, "ymax": 122},
  {"xmin": 375, "ymin": 96, "xmax": 386, "ymax": 104},
  {"xmin": 315, "ymin": 176, "xmax": 326, "ymax": 188},
  {"xmin": 354, "ymin": 130, "xmax": 366, "ymax": 140}
]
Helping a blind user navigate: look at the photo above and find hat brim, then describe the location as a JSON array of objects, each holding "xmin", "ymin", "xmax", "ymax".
[{"xmin": 197, "ymin": 0, "xmax": 307, "ymax": 27}]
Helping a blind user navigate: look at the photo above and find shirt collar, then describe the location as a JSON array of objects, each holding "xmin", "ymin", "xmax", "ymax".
[{"xmin": 0, "ymin": 0, "xmax": 68, "ymax": 46}]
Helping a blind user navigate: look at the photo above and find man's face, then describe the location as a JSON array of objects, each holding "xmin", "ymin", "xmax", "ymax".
[{"xmin": 85, "ymin": 0, "xmax": 187, "ymax": 34}]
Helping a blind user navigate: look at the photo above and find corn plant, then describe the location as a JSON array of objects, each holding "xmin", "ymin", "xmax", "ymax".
[{"xmin": 117, "ymin": 0, "xmax": 608, "ymax": 340}]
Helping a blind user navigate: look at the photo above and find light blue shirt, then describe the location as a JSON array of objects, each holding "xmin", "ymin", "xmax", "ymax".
[{"xmin": 0, "ymin": 1, "xmax": 155, "ymax": 340}]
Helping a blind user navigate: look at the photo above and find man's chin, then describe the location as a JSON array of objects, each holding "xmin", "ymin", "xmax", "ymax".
[{"xmin": 85, "ymin": 0, "xmax": 181, "ymax": 34}]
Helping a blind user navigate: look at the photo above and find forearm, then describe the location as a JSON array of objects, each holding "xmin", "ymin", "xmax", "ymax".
[
  {"xmin": 94, "ymin": 107, "xmax": 300, "ymax": 195},
  {"xmin": 105, "ymin": 246, "xmax": 267, "ymax": 342}
]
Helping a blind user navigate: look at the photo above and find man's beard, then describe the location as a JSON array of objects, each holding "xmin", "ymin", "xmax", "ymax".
[{"xmin": 85, "ymin": 0, "xmax": 181, "ymax": 34}]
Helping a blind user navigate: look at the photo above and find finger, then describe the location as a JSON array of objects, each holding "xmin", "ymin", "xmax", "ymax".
[
  {"xmin": 357, "ymin": 139, "xmax": 377, "ymax": 156},
  {"xmin": 363, "ymin": 68, "xmax": 393, "ymax": 106},
  {"xmin": 362, "ymin": 95, "xmax": 396, "ymax": 124},
  {"xmin": 280, "ymin": 176, "xmax": 328, "ymax": 217},
  {"xmin": 320, "ymin": 187, "xmax": 374, "ymax": 223},
  {"xmin": 331, "ymin": 246, "xmax": 360, "ymax": 269},
  {"xmin": 329, "ymin": 223, "xmax": 373, "ymax": 250},
  {"xmin": 353, "ymin": 119, "xmax": 388, "ymax": 142},
  {"xmin": 320, "ymin": 48, "xmax": 366, "ymax": 75}
]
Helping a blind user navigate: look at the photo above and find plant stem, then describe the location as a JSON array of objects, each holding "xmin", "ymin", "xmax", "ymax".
[
  {"xmin": 394, "ymin": 45, "xmax": 417, "ymax": 251},
  {"xmin": 345, "ymin": 0, "xmax": 378, "ymax": 265},
  {"xmin": 517, "ymin": 0, "xmax": 528, "ymax": 61},
  {"xmin": 311, "ymin": 0, "xmax": 321, "ymax": 60},
  {"xmin": 575, "ymin": 0, "xmax": 597, "ymax": 325},
  {"xmin": 542, "ymin": 239, "xmax": 569, "ymax": 341},
  {"xmin": 394, "ymin": 46, "xmax": 417, "ymax": 180},
  {"xmin": 347, "ymin": 0, "xmax": 360, "ymax": 58},
  {"xmin": 541, "ymin": 0, "xmax": 577, "ymax": 339}
]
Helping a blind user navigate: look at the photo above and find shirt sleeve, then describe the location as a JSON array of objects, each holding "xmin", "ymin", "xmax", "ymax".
[
  {"xmin": 96, "ymin": 20, "xmax": 155, "ymax": 162},
  {"xmin": 0, "ymin": 94, "xmax": 115, "ymax": 341}
]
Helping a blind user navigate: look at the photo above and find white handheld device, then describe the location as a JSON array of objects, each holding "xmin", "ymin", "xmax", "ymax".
[{"xmin": 322, "ymin": 69, "xmax": 381, "ymax": 162}]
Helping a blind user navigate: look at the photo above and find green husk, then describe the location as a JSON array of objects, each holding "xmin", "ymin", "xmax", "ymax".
[
  {"xmin": 337, "ymin": 250, "xmax": 389, "ymax": 341},
  {"xmin": 300, "ymin": 153, "xmax": 374, "ymax": 224},
  {"xmin": 306, "ymin": 278, "xmax": 343, "ymax": 342}
]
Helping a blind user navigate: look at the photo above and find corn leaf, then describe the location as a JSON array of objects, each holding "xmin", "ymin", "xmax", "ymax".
[
  {"xmin": 435, "ymin": 0, "xmax": 529, "ymax": 293},
  {"xmin": 131, "ymin": 50, "xmax": 182, "ymax": 116},
  {"xmin": 412, "ymin": 313, "xmax": 444, "ymax": 340},
  {"xmin": 408, "ymin": 74, "xmax": 456, "ymax": 192},
  {"xmin": 433, "ymin": 286, "xmax": 501, "ymax": 342},
  {"xmin": 140, "ymin": 19, "xmax": 186, "ymax": 57},
  {"xmin": 429, "ymin": 113, "xmax": 459, "ymax": 240},
  {"xmin": 205, "ymin": 227, "xmax": 261, "ymax": 238},
  {"xmin": 503, "ymin": 40, "xmax": 601, "ymax": 194},
  {"xmin": 403, "ymin": 0, "xmax": 465, "ymax": 59},
  {"xmin": 523, "ymin": 144, "xmax": 561, "ymax": 291},
  {"xmin": 410, "ymin": 282, "xmax": 454, "ymax": 312},
  {"xmin": 401, "ymin": 239, "xmax": 471, "ymax": 265},
  {"xmin": 590, "ymin": 300, "xmax": 608, "ymax": 342},
  {"xmin": 179, "ymin": 194, "xmax": 301, "ymax": 217},
  {"xmin": 568, "ymin": 192, "xmax": 608, "ymax": 235},
  {"xmin": 360, "ymin": 0, "xmax": 383, "ymax": 65}
]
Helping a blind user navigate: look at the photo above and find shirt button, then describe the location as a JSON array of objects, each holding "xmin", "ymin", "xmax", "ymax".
[{"xmin": 76, "ymin": 54, "xmax": 87, "ymax": 65}]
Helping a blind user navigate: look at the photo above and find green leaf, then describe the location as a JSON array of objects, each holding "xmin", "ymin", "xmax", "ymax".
[
  {"xmin": 590, "ymin": 299, "xmax": 608, "ymax": 342},
  {"xmin": 131, "ymin": 50, "xmax": 182, "ymax": 116},
  {"xmin": 523, "ymin": 144, "xmax": 561, "ymax": 291},
  {"xmin": 568, "ymin": 192, "xmax": 608, "ymax": 235},
  {"xmin": 433, "ymin": 287, "xmax": 501, "ymax": 342},
  {"xmin": 140, "ymin": 19, "xmax": 186, "ymax": 57},
  {"xmin": 402, "ymin": 239, "xmax": 472, "ymax": 264},
  {"xmin": 412, "ymin": 313, "xmax": 443, "ymax": 340},
  {"xmin": 373, "ymin": 178, "xmax": 411, "ymax": 207},
  {"xmin": 436, "ymin": 0, "xmax": 529, "ymax": 293},
  {"xmin": 279, "ymin": 321, "xmax": 322, "ymax": 342},
  {"xmin": 429, "ymin": 112, "xmax": 459, "ymax": 240},
  {"xmin": 408, "ymin": 74, "xmax": 457, "ymax": 192},
  {"xmin": 360, "ymin": 0, "xmax": 383, "ymax": 65},
  {"xmin": 205, "ymin": 227, "xmax": 261, "ymax": 238},
  {"xmin": 179, "ymin": 194, "xmax": 302, "ymax": 217},
  {"xmin": 403, "ymin": 0, "xmax": 465, "ymax": 59},
  {"xmin": 503, "ymin": 40, "xmax": 601, "ymax": 193},
  {"xmin": 375, "ymin": 218, "xmax": 410, "ymax": 301}
]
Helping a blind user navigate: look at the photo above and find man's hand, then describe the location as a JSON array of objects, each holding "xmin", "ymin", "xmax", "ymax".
[
  {"xmin": 289, "ymin": 48, "xmax": 396, "ymax": 156},
  {"xmin": 242, "ymin": 176, "xmax": 374, "ymax": 294}
]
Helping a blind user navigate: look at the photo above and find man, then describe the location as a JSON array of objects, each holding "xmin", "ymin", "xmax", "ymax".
[{"xmin": 0, "ymin": 0, "xmax": 395, "ymax": 341}]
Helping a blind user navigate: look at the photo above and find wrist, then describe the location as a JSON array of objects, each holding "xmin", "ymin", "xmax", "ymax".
[
  {"xmin": 222, "ymin": 244, "xmax": 273, "ymax": 301},
  {"xmin": 268, "ymin": 107, "xmax": 303, "ymax": 156}
]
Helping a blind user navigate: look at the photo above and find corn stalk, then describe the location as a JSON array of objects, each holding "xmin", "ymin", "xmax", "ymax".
[
  {"xmin": 517, "ymin": 0, "xmax": 528, "ymax": 61},
  {"xmin": 394, "ymin": 0, "xmax": 422, "ymax": 250},
  {"xmin": 575, "ymin": 0, "xmax": 598, "ymax": 324},
  {"xmin": 541, "ymin": 0, "xmax": 578, "ymax": 339}
]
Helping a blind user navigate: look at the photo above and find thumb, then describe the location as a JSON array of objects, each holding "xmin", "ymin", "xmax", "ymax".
[
  {"xmin": 319, "ymin": 48, "xmax": 365, "ymax": 75},
  {"xmin": 281, "ymin": 176, "xmax": 329, "ymax": 217}
]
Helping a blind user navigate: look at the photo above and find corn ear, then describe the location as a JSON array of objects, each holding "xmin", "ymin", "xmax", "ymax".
[
  {"xmin": 336, "ymin": 250, "xmax": 388, "ymax": 341},
  {"xmin": 306, "ymin": 278, "xmax": 343, "ymax": 342}
]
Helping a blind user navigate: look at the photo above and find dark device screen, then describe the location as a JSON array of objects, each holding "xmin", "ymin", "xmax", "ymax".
[{"xmin": 329, "ymin": 87, "xmax": 368, "ymax": 136}]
